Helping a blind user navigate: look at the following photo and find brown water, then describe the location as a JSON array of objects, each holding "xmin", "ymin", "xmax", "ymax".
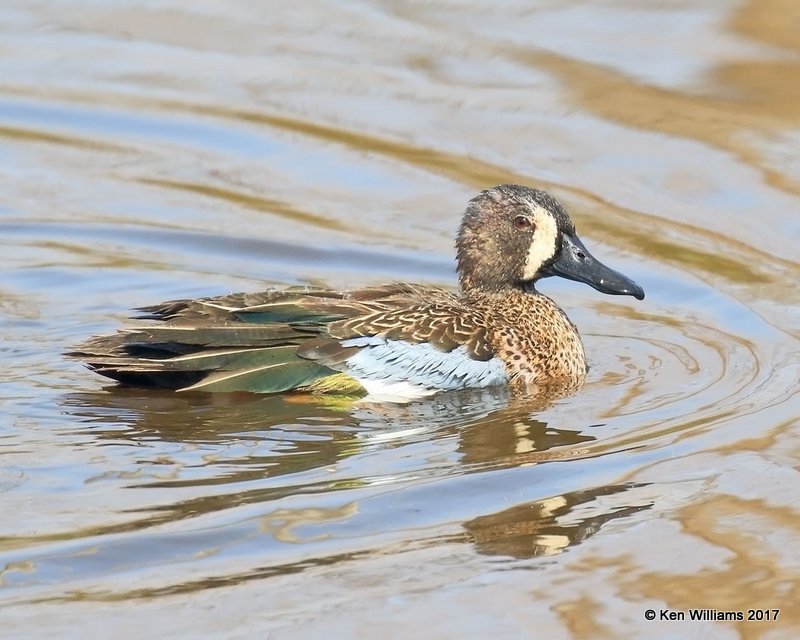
[{"xmin": 2, "ymin": 1, "xmax": 799, "ymax": 638}]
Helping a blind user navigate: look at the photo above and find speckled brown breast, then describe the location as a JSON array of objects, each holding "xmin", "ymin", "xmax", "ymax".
[{"xmin": 476, "ymin": 289, "xmax": 587, "ymax": 389}]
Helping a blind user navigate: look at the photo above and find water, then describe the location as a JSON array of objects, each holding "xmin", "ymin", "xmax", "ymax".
[{"xmin": 2, "ymin": 1, "xmax": 799, "ymax": 638}]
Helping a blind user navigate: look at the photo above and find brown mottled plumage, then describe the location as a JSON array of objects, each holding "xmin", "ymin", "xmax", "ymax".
[{"xmin": 70, "ymin": 185, "xmax": 644, "ymax": 399}]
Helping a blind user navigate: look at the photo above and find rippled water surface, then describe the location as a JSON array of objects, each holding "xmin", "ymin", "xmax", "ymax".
[{"xmin": 2, "ymin": 1, "xmax": 799, "ymax": 638}]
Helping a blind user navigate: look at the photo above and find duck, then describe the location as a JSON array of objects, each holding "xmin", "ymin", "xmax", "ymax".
[{"xmin": 71, "ymin": 184, "xmax": 644, "ymax": 401}]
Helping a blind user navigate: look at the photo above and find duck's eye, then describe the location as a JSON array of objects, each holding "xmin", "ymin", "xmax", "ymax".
[{"xmin": 513, "ymin": 215, "xmax": 532, "ymax": 230}]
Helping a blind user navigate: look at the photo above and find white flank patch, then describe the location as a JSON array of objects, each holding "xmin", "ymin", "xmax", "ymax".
[
  {"xmin": 339, "ymin": 337, "xmax": 508, "ymax": 402},
  {"xmin": 356, "ymin": 379, "xmax": 439, "ymax": 403},
  {"xmin": 522, "ymin": 205, "xmax": 559, "ymax": 280}
]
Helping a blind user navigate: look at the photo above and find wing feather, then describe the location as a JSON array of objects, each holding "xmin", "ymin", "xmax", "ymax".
[{"xmin": 70, "ymin": 282, "xmax": 500, "ymax": 393}]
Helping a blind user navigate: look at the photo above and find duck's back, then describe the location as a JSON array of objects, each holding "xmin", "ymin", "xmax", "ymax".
[{"xmin": 71, "ymin": 284, "xmax": 513, "ymax": 398}]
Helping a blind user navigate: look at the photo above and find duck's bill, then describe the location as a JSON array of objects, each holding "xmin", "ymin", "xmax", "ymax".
[{"xmin": 542, "ymin": 233, "xmax": 645, "ymax": 300}]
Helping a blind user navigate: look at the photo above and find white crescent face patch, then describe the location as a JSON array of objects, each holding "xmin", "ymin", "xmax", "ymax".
[{"xmin": 522, "ymin": 205, "xmax": 560, "ymax": 281}]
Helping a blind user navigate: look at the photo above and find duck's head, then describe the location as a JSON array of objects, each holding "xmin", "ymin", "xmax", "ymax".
[{"xmin": 456, "ymin": 184, "xmax": 645, "ymax": 300}]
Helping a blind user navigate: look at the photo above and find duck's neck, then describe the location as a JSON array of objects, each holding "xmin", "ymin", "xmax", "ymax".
[{"xmin": 459, "ymin": 277, "xmax": 540, "ymax": 301}]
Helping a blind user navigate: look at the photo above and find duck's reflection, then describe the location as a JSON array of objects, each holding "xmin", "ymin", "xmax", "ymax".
[
  {"xmin": 60, "ymin": 388, "xmax": 651, "ymax": 557},
  {"xmin": 461, "ymin": 483, "xmax": 652, "ymax": 559},
  {"xmin": 61, "ymin": 386, "xmax": 595, "ymax": 480}
]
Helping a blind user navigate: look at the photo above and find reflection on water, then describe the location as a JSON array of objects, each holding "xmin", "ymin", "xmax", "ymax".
[
  {"xmin": 0, "ymin": 389, "xmax": 621, "ymax": 599},
  {"xmin": 3, "ymin": 388, "xmax": 657, "ymax": 607},
  {"xmin": 58, "ymin": 387, "xmax": 599, "ymax": 498},
  {"xmin": 463, "ymin": 483, "xmax": 652, "ymax": 559},
  {"xmin": 2, "ymin": 0, "xmax": 800, "ymax": 637}
]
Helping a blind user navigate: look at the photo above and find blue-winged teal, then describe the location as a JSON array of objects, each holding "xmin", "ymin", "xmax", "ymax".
[{"xmin": 72, "ymin": 185, "xmax": 644, "ymax": 400}]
